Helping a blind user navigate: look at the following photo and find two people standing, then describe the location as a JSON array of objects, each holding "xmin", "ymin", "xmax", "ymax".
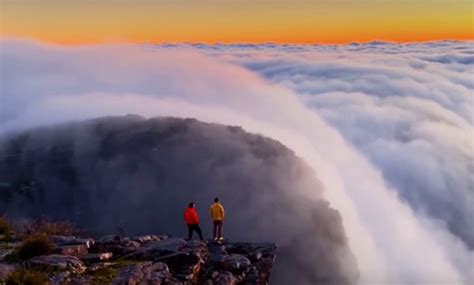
[{"xmin": 184, "ymin": 197, "xmax": 225, "ymax": 241}]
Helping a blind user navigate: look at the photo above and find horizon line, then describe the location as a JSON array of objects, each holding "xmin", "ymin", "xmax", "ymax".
[{"xmin": 2, "ymin": 36, "xmax": 474, "ymax": 47}]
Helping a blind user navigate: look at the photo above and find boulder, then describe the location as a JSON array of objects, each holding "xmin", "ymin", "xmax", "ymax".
[
  {"xmin": 209, "ymin": 253, "xmax": 226, "ymax": 266},
  {"xmin": 208, "ymin": 244, "xmax": 227, "ymax": 255},
  {"xmin": 155, "ymin": 252, "xmax": 201, "ymax": 280},
  {"xmin": 81, "ymin": 252, "xmax": 113, "ymax": 263},
  {"xmin": 27, "ymin": 254, "xmax": 86, "ymax": 274},
  {"xmin": 226, "ymin": 242, "xmax": 276, "ymax": 260},
  {"xmin": 205, "ymin": 271, "xmax": 239, "ymax": 285},
  {"xmin": 223, "ymin": 254, "xmax": 251, "ymax": 273},
  {"xmin": 54, "ymin": 244, "xmax": 88, "ymax": 256},
  {"xmin": 122, "ymin": 238, "xmax": 207, "ymax": 282}
]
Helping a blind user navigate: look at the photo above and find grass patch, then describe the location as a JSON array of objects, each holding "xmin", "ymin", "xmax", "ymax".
[
  {"xmin": 90, "ymin": 266, "xmax": 119, "ymax": 284},
  {"xmin": 17, "ymin": 234, "xmax": 53, "ymax": 260},
  {"xmin": 88, "ymin": 259, "xmax": 142, "ymax": 284},
  {"xmin": 112, "ymin": 258, "xmax": 142, "ymax": 267},
  {"xmin": 6, "ymin": 268, "xmax": 49, "ymax": 285}
]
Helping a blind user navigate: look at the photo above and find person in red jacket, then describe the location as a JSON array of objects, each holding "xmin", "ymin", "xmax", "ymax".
[{"xmin": 184, "ymin": 202, "xmax": 204, "ymax": 241}]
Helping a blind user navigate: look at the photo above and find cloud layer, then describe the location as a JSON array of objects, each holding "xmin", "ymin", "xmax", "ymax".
[
  {"xmin": 193, "ymin": 41, "xmax": 474, "ymax": 249},
  {"xmin": 1, "ymin": 39, "xmax": 473, "ymax": 283}
]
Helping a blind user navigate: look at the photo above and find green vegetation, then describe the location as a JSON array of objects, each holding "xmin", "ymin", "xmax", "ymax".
[
  {"xmin": 90, "ymin": 266, "xmax": 119, "ymax": 284},
  {"xmin": 89, "ymin": 258, "xmax": 142, "ymax": 283},
  {"xmin": 17, "ymin": 234, "xmax": 53, "ymax": 260},
  {"xmin": 17, "ymin": 218, "xmax": 79, "ymax": 239},
  {"xmin": 0, "ymin": 216, "xmax": 13, "ymax": 240},
  {"xmin": 3, "ymin": 251, "xmax": 20, "ymax": 263},
  {"xmin": 6, "ymin": 269, "xmax": 49, "ymax": 285}
]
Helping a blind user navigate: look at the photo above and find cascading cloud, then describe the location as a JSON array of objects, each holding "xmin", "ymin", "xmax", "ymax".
[{"xmin": 0, "ymin": 39, "xmax": 473, "ymax": 284}]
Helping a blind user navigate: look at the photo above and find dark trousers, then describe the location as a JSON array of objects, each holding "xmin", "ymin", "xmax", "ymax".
[
  {"xmin": 187, "ymin": 224, "xmax": 203, "ymax": 240},
  {"xmin": 213, "ymin": 220, "xmax": 224, "ymax": 239}
]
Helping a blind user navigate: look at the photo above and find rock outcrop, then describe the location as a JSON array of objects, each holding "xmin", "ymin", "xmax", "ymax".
[
  {"xmin": 0, "ymin": 233, "xmax": 277, "ymax": 284},
  {"xmin": 0, "ymin": 116, "xmax": 359, "ymax": 284}
]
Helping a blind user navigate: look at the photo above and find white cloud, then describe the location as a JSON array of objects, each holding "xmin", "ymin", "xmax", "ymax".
[
  {"xmin": 1, "ymin": 39, "xmax": 473, "ymax": 283},
  {"xmin": 205, "ymin": 43, "xmax": 474, "ymax": 251}
]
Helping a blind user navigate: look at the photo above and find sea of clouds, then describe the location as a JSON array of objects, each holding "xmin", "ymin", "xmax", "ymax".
[
  {"xmin": 190, "ymin": 41, "xmax": 474, "ymax": 246},
  {"xmin": 1, "ymin": 39, "xmax": 473, "ymax": 284}
]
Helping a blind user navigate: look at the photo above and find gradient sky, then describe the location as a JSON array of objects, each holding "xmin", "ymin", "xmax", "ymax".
[{"xmin": 1, "ymin": 0, "xmax": 473, "ymax": 44}]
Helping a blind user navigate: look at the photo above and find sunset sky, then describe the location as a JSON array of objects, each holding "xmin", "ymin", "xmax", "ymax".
[{"xmin": 1, "ymin": 0, "xmax": 473, "ymax": 44}]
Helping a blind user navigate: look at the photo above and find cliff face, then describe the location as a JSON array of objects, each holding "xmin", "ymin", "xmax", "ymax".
[{"xmin": 0, "ymin": 116, "xmax": 359, "ymax": 284}]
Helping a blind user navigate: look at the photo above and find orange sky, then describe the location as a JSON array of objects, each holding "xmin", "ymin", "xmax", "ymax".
[{"xmin": 1, "ymin": 0, "xmax": 473, "ymax": 44}]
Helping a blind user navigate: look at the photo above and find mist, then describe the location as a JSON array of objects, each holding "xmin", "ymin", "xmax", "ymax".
[{"xmin": 0, "ymin": 39, "xmax": 473, "ymax": 284}]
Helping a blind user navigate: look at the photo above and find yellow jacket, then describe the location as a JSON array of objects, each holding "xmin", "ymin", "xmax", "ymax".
[{"xmin": 210, "ymin": 202, "xmax": 225, "ymax": 221}]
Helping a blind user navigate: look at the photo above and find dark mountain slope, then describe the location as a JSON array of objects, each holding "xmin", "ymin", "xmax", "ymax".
[{"xmin": 0, "ymin": 115, "xmax": 358, "ymax": 284}]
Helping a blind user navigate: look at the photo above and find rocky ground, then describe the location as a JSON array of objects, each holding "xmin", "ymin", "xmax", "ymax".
[{"xmin": 0, "ymin": 233, "xmax": 277, "ymax": 284}]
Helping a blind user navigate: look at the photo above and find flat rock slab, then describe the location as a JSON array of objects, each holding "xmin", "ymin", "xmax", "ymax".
[
  {"xmin": 92, "ymin": 236, "xmax": 141, "ymax": 257},
  {"xmin": 181, "ymin": 240, "xmax": 209, "ymax": 259},
  {"xmin": 112, "ymin": 261, "xmax": 180, "ymax": 285},
  {"xmin": 81, "ymin": 252, "xmax": 113, "ymax": 263},
  {"xmin": 54, "ymin": 244, "xmax": 88, "ymax": 256},
  {"xmin": 28, "ymin": 254, "xmax": 86, "ymax": 274},
  {"xmin": 148, "ymin": 238, "xmax": 187, "ymax": 252},
  {"xmin": 132, "ymin": 235, "xmax": 167, "ymax": 244},
  {"xmin": 226, "ymin": 243, "xmax": 277, "ymax": 255},
  {"xmin": 125, "ymin": 238, "xmax": 187, "ymax": 260},
  {"xmin": 49, "ymin": 235, "xmax": 95, "ymax": 248}
]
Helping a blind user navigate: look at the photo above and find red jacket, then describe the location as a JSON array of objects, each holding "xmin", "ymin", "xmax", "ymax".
[{"xmin": 184, "ymin": 207, "xmax": 200, "ymax": 225}]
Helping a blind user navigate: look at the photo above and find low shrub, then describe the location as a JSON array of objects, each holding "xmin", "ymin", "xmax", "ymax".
[
  {"xmin": 3, "ymin": 251, "xmax": 20, "ymax": 263},
  {"xmin": 0, "ymin": 216, "xmax": 12, "ymax": 237},
  {"xmin": 17, "ymin": 234, "xmax": 53, "ymax": 260},
  {"xmin": 6, "ymin": 268, "xmax": 49, "ymax": 285},
  {"xmin": 14, "ymin": 218, "xmax": 80, "ymax": 239},
  {"xmin": 91, "ymin": 266, "xmax": 119, "ymax": 284}
]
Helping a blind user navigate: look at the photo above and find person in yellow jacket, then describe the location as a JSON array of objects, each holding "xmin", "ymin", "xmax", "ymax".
[{"xmin": 210, "ymin": 197, "xmax": 225, "ymax": 241}]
